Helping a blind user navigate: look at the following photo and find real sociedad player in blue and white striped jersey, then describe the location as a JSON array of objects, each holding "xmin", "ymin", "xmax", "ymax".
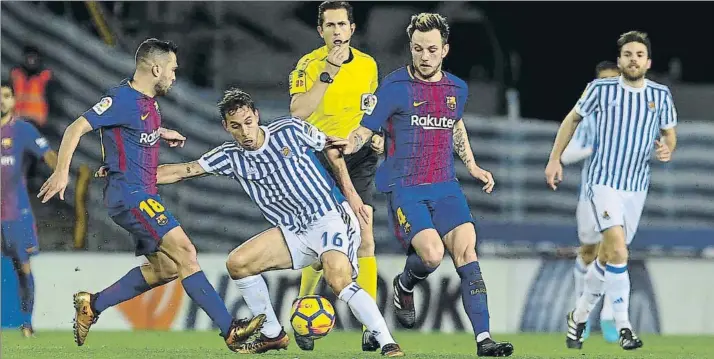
[
  {"xmin": 150, "ymin": 88, "xmax": 405, "ymax": 356},
  {"xmin": 560, "ymin": 61, "xmax": 620, "ymax": 344},
  {"xmin": 546, "ymin": 31, "xmax": 677, "ymax": 352}
]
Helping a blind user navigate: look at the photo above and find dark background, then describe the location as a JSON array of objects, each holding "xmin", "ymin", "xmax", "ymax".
[{"xmin": 302, "ymin": 1, "xmax": 714, "ymax": 121}]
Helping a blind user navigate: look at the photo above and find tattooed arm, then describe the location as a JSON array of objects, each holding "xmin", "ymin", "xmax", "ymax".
[
  {"xmin": 453, "ymin": 120, "xmax": 479, "ymax": 171},
  {"xmin": 156, "ymin": 160, "xmax": 209, "ymax": 184},
  {"xmin": 344, "ymin": 126, "xmax": 375, "ymax": 155},
  {"xmin": 453, "ymin": 120, "xmax": 496, "ymax": 193}
]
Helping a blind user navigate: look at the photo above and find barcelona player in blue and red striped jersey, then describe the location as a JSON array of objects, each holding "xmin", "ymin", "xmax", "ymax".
[
  {"xmin": 344, "ymin": 13, "xmax": 514, "ymax": 357},
  {"xmin": 1, "ymin": 82, "xmax": 58, "ymax": 337},
  {"xmin": 37, "ymin": 38, "xmax": 265, "ymax": 351}
]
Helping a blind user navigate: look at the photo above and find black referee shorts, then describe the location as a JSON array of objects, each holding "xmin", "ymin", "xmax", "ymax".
[{"xmin": 317, "ymin": 144, "xmax": 379, "ymax": 207}]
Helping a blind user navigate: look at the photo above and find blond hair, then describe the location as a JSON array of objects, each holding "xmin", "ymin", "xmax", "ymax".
[{"xmin": 406, "ymin": 13, "xmax": 450, "ymax": 44}]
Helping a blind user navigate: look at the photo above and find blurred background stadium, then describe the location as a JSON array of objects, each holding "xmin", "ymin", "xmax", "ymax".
[{"xmin": 2, "ymin": 0, "xmax": 713, "ymax": 349}]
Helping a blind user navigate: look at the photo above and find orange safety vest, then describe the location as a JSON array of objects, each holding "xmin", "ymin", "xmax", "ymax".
[{"xmin": 10, "ymin": 67, "xmax": 51, "ymax": 127}]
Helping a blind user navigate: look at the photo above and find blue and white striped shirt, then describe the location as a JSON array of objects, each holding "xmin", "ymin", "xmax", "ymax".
[
  {"xmin": 575, "ymin": 76, "xmax": 677, "ymax": 191},
  {"xmin": 198, "ymin": 117, "xmax": 345, "ymax": 233}
]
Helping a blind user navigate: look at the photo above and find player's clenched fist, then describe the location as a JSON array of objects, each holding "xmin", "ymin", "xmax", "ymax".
[
  {"xmin": 325, "ymin": 44, "xmax": 350, "ymax": 73},
  {"xmin": 544, "ymin": 159, "xmax": 563, "ymax": 190},
  {"xmin": 654, "ymin": 139, "xmax": 671, "ymax": 162},
  {"xmin": 38, "ymin": 170, "xmax": 69, "ymax": 203},
  {"xmin": 470, "ymin": 166, "xmax": 495, "ymax": 194},
  {"xmin": 370, "ymin": 134, "xmax": 384, "ymax": 155}
]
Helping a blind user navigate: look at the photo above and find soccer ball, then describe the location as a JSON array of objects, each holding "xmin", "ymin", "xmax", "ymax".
[{"xmin": 290, "ymin": 295, "xmax": 336, "ymax": 338}]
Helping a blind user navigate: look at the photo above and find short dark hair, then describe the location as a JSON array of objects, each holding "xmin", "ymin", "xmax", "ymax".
[
  {"xmin": 23, "ymin": 45, "xmax": 39, "ymax": 57},
  {"xmin": 594, "ymin": 60, "xmax": 619, "ymax": 77},
  {"xmin": 217, "ymin": 87, "xmax": 256, "ymax": 120},
  {"xmin": 135, "ymin": 38, "xmax": 178, "ymax": 64},
  {"xmin": 617, "ymin": 31, "xmax": 651, "ymax": 58},
  {"xmin": 406, "ymin": 13, "xmax": 450, "ymax": 44},
  {"xmin": 1, "ymin": 81, "xmax": 13, "ymax": 95},
  {"xmin": 317, "ymin": 1, "xmax": 354, "ymax": 27}
]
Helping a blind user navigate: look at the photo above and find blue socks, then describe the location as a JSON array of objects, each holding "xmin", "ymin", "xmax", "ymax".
[
  {"xmin": 399, "ymin": 253, "xmax": 439, "ymax": 291},
  {"xmin": 95, "ymin": 267, "xmax": 151, "ymax": 313},
  {"xmin": 18, "ymin": 271, "xmax": 35, "ymax": 326},
  {"xmin": 93, "ymin": 267, "xmax": 233, "ymax": 338},
  {"xmin": 456, "ymin": 261, "xmax": 490, "ymax": 341},
  {"xmin": 182, "ymin": 271, "xmax": 233, "ymax": 337}
]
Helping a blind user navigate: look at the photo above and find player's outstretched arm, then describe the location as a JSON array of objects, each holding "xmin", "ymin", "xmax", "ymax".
[
  {"xmin": 324, "ymin": 146, "xmax": 365, "ymax": 217},
  {"xmin": 453, "ymin": 120, "xmax": 495, "ymax": 193},
  {"xmin": 38, "ymin": 116, "xmax": 93, "ymax": 203},
  {"xmin": 545, "ymin": 109, "xmax": 583, "ymax": 190},
  {"xmin": 344, "ymin": 126, "xmax": 374, "ymax": 155},
  {"xmin": 156, "ymin": 160, "xmax": 208, "ymax": 185}
]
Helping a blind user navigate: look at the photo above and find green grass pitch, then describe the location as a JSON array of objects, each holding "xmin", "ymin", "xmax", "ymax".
[{"xmin": 2, "ymin": 330, "xmax": 711, "ymax": 358}]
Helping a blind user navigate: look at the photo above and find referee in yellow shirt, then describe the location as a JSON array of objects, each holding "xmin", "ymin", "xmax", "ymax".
[{"xmin": 288, "ymin": 1, "xmax": 382, "ymax": 352}]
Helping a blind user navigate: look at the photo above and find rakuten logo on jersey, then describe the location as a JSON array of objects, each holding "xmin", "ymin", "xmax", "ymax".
[
  {"xmin": 410, "ymin": 115, "xmax": 456, "ymax": 130},
  {"xmin": 140, "ymin": 129, "xmax": 161, "ymax": 146},
  {"xmin": 1, "ymin": 155, "xmax": 15, "ymax": 166}
]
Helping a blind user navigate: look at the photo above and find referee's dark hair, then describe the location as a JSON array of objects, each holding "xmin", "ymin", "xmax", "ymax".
[
  {"xmin": 317, "ymin": 1, "xmax": 354, "ymax": 27},
  {"xmin": 135, "ymin": 38, "xmax": 178, "ymax": 65},
  {"xmin": 218, "ymin": 87, "xmax": 257, "ymax": 120},
  {"xmin": 617, "ymin": 31, "xmax": 651, "ymax": 58},
  {"xmin": 594, "ymin": 61, "xmax": 619, "ymax": 77}
]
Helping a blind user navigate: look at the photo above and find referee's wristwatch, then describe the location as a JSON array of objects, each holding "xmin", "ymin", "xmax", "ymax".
[{"xmin": 319, "ymin": 72, "xmax": 334, "ymax": 84}]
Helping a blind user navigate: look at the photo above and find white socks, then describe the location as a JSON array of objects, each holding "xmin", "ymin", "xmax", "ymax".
[
  {"xmin": 600, "ymin": 293, "xmax": 614, "ymax": 321},
  {"xmin": 604, "ymin": 262, "xmax": 631, "ymax": 330},
  {"xmin": 573, "ymin": 255, "xmax": 588, "ymax": 306},
  {"xmin": 234, "ymin": 275, "xmax": 282, "ymax": 338},
  {"xmin": 573, "ymin": 260, "xmax": 606, "ymax": 323},
  {"xmin": 338, "ymin": 282, "xmax": 394, "ymax": 349}
]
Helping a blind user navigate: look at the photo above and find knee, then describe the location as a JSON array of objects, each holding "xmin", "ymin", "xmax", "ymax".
[
  {"xmin": 321, "ymin": 252, "xmax": 353, "ymax": 295},
  {"xmin": 418, "ymin": 244, "xmax": 444, "ymax": 269},
  {"xmin": 605, "ymin": 245, "xmax": 628, "ymax": 264},
  {"xmin": 579, "ymin": 245, "xmax": 599, "ymax": 265},
  {"xmin": 226, "ymin": 251, "xmax": 253, "ymax": 280},
  {"xmin": 163, "ymin": 235, "xmax": 199, "ymax": 268},
  {"xmin": 155, "ymin": 261, "xmax": 179, "ymax": 283}
]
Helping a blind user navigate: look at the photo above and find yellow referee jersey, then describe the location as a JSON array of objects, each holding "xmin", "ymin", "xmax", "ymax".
[{"xmin": 288, "ymin": 46, "xmax": 378, "ymax": 138}]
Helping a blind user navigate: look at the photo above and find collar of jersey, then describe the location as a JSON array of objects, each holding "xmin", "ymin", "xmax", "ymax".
[
  {"xmin": 618, "ymin": 75, "xmax": 646, "ymax": 94},
  {"xmin": 240, "ymin": 125, "xmax": 271, "ymax": 154}
]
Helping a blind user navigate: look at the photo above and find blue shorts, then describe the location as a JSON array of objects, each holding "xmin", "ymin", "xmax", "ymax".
[
  {"xmin": 106, "ymin": 186, "xmax": 180, "ymax": 257},
  {"xmin": 1, "ymin": 212, "xmax": 39, "ymax": 264},
  {"xmin": 386, "ymin": 180, "xmax": 474, "ymax": 250}
]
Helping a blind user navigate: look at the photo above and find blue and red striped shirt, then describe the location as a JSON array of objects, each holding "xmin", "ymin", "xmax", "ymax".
[
  {"xmin": 1, "ymin": 118, "xmax": 50, "ymax": 221},
  {"xmin": 361, "ymin": 66, "xmax": 468, "ymax": 192},
  {"xmin": 83, "ymin": 80, "xmax": 162, "ymax": 195}
]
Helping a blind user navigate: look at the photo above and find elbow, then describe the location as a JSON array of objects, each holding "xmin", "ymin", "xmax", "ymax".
[{"xmin": 289, "ymin": 97, "xmax": 313, "ymax": 120}]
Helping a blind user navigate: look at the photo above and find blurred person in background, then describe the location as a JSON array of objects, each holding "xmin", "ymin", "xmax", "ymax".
[
  {"xmin": 343, "ymin": 13, "xmax": 513, "ymax": 357},
  {"xmin": 288, "ymin": 0, "xmax": 383, "ymax": 352},
  {"xmin": 1, "ymin": 81, "xmax": 58, "ymax": 337},
  {"xmin": 560, "ymin": 60, "xmax": 620, "ymax": 344},
  {"xmin": 10, "ymin": 45, "xmax": 57, "ymax": 130},
  {"xmin": 10, "ymin": 45, "xmax": 59, "ymax": 187},
  {"xmin": 546, "ymin": 31, "xmax": 677, "ymax": 351}
]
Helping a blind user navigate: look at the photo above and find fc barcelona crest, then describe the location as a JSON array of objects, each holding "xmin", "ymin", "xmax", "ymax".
[
  {"xmin": 156, "ymin": 214, "xmax": 168, "ymax": 226},
  {"xmin": 446, "ymin": 96, "xmax": 456, "ymax": 111}
]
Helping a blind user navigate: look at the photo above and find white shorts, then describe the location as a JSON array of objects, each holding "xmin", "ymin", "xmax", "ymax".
[
  {"xmin": 585, "ymin": 184, "xmax": 647, "ymax": 245},
  {"xmin": 281, "ymin": 202, "xmax": 361, "ymax": 279}
]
